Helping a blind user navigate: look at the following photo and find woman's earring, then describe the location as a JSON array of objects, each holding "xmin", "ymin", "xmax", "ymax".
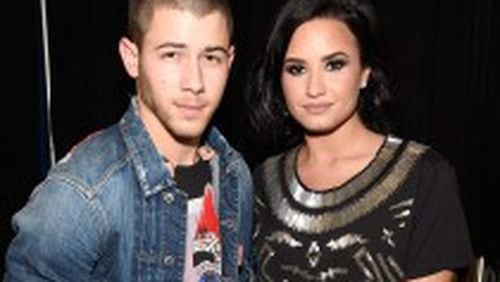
[{"xmin": 361, "ymin": 80, "xmax": 368, "ymax": 89}]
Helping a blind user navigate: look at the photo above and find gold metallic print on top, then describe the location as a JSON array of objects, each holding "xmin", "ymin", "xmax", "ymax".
[
  {"xmin": 261, "ymin": 138, "xmax": 428, "ymax": 234},
  {"xmin": 286, "ymin": 136, "xmax": 403, "ymax": 209}
]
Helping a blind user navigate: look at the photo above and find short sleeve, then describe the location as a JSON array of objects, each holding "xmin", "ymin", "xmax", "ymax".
[{"xmin": 404, "ymin": 150, "xmax": 474, "ymax": 278}]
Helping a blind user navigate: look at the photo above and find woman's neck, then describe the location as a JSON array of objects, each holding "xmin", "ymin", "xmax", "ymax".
[
  {"xmin": 301, "ymin": 121, "xmax": 382, "ymax": 163},
  {"xmin": 297, "ymin": 124, "xmax": 385, "ymax": 190}
]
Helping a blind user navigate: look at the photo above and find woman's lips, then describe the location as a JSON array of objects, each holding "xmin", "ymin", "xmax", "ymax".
[{"xmin": 302, "ymin": 102, "xmax": 333, "ymax": 114}]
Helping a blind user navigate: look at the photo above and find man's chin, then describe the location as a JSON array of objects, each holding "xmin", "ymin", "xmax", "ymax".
[{"xmin": 172, "ymin": 127, "xmax": 206, "ymax": 144}]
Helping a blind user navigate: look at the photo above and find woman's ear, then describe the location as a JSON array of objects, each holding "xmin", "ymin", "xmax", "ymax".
[{"xmin": 118, "ymin": 37, "xmax": 139, "ymax": 78}]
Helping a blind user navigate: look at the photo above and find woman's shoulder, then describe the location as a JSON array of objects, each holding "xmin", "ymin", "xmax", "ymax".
[
  {"xmin": 388, "ymin": 135, "xmax": 453, "ymax": 168},
  {"xmin": 389, "ymin": 135, "xmax": 459, "ymax": 202},
  {"xmin": 402, "ymin": 136, "xmax": 455, "ymax": 172}
]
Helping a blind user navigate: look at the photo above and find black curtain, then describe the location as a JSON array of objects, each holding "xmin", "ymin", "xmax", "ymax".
[
  {"xmin": 2, "ymin": 0, "xmax": 48, "ymax": 271},
  {"xmin": 48, "ymin": 1, "xmax": 130, "ymax": 161},
  {"xmin": 3, "ymin": 0, "xmax": 499, "ymax": 274},
  {"xmin": 370, "ymin": 0, "xmax": 500, "ymax": 260}
]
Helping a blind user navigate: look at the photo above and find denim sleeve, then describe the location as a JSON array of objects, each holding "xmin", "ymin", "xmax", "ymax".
[
  {"xmin": 3, "ymin": 176, "xmax": 107, "ymax": 282},
  {"xmin": 235, "ymin": 157, "xmax": 255, "ymax": 282}
]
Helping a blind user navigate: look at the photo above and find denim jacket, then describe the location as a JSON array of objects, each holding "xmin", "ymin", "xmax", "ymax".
[{"xmin": 4, "ymin": 99, "xmax": 254, "ymax": 281}]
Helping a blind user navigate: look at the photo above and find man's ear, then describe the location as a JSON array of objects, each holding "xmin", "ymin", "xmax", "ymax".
[{"xmin": 119, "ymin": 37, "xmax": 139, "ymax": 78}]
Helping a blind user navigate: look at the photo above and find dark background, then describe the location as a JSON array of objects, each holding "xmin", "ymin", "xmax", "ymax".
[{"xmin": 4, "ymin": 0, "xmax": 499, "ymax": 274}]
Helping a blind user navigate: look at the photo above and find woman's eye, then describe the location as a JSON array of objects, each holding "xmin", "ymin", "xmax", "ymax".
[
  {"xmin": 326, "ymin": 60, "xmax": 346, "ymax": 71},
  {"xmin": 285, "ymin": 64, "xmax": 306, "ymax": 76}
]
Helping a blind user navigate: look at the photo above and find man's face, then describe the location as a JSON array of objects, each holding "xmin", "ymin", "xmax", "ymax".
[{"xmin": 122, "ymin": 7, "xmax": 234, "ymax": 144}]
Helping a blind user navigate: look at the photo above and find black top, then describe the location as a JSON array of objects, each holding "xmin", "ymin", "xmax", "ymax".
[
  {"xmin": 252, "ymin": 136, "xmax": 474, "ymax": 281},
  {"xmin": 174, "ymin": 159, "xmax": 211, "ymax": 199}
]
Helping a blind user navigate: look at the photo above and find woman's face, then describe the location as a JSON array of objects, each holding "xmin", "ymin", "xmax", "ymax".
[{"xmin": 281, "ymin": 18, "xmax": 370, "ymax": 135}]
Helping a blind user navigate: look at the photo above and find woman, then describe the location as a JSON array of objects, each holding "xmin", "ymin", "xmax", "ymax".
[{"xmin": 247, "ymin": 0, "xmax": 474, "ymax": 280}]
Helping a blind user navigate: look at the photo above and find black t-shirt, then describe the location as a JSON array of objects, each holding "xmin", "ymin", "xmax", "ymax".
[
  {"xmin": 173, "ymin": 159, "xmax": 223, "ymax": 280},
  {"xmin": 174, "ymin": 159, "xmax": 211, "ymax": 199},
  {"xmin": 252, "ymin": 136, "xmax": 474, "ymax": 281}
]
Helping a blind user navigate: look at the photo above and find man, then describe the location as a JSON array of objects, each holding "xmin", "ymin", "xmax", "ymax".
[{"xmin": 4, "ymin": 0, "xmax": 253, "ymax": 280}]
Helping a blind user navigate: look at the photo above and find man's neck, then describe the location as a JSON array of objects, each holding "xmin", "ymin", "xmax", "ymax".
[{"xmin": 136, "ymin": 99, "xmax": 202, "ymax": 168}]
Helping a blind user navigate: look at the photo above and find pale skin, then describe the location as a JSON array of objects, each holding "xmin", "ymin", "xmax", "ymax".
[
  {"xmin": 119, "ymin": 7, "xmax": 234, "ymax": 170},
  {"xmin": 281, "ymin": 18, "xmax": 456, "ymax": 282}
]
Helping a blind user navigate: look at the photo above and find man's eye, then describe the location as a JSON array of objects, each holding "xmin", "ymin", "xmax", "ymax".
[
  {"xmin": 285, "ymin": 64, "xmax": 306, "ymax": 76},
  {"xmin": 204, "ymin": 54, "xmax": 223, "ymax": 64},
  {"xmin": 160, "ymin": 51, "xmax": 178, "ymax": 59}
]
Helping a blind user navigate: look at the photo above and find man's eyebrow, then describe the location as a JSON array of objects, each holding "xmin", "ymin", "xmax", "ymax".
[
  {"xmin": 204, "ymin": 46, "xmax": 230, "ymax": 56},
  {"xmin": 155, "ymin": 42, "xmax": 186, "ymax": 51},
  {"xmin": 154, "ymin": 43, "xmax": 230, "ymax": 56}
]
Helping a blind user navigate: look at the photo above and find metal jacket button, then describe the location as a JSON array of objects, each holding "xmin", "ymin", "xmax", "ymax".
[
  {"xmin": 163, "ymin": 255, "xmax": 174, "ymax": 266},
  {"xmin": 162, "ymin": 192, "xmax": 175, "ymax": 204}
]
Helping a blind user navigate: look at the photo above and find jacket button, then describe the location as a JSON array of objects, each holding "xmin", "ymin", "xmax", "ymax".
[
  {"xmin": 163, "ymin": 255, "xmax": 174, "ymax": 266},
  {"xmin": 162, "ymin": 192, "xmax": 175, "ymax": 204}
]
